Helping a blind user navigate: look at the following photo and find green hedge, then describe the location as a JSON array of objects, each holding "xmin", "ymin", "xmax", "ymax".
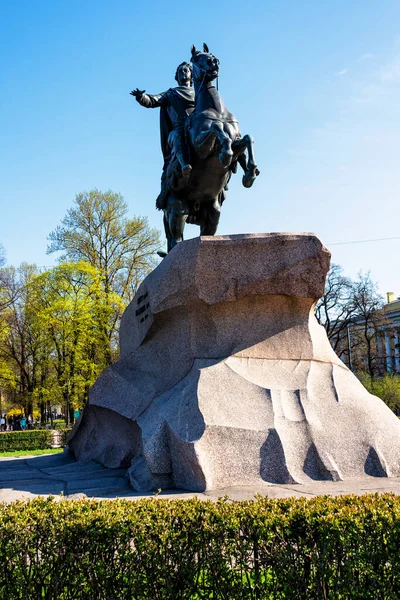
[
  {"xmin": 0, "ymin": 429, "xmax": 72, "ymax": 451},
  {"xmin": 1, "ymin": 494, "xmax": 400, "ymax": 598},
  {"xmin": 0, "ymin": 430, "xmax": 53, "ymax": 451}
]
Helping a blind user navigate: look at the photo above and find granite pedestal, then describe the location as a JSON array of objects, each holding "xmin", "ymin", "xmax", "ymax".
[{"xmin": 68, "ymin": 234, "xmax": 400, "ymax": 491}]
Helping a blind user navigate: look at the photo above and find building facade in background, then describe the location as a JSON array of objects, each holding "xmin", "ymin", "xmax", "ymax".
[
  {"xmin": 380, "ymin": 293, "xmax": 400, "ymax": 373},
  {"xmin": 334, "ymin": 292, "xmax": 400, "ymax": 375}
]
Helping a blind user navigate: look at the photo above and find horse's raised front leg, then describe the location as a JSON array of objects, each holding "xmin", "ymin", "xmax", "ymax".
[
  {"xmin": 194, "ymin": 123, "xmax": 233, "ymax": 166},
  {"xmin": 211, "ymin": 122, "xmax": 233, "ymax": 167},
  {"xmin": 194, "ymin": 128, "xmax": 218, "ymax": 159},
  {"xmin": 232, "ymin": 135, "xmax": 260, "ymax": 188}
]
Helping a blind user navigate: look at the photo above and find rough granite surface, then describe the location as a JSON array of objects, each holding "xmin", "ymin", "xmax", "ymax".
[{"xmin": 68, "ymin": 233, "xmax": 400, "ymax": 491}]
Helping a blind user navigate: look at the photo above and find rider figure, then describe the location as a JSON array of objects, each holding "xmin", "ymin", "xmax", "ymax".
[{"xmin": 130, "ymin": 62, "xmax": 195, "ymax": 209}]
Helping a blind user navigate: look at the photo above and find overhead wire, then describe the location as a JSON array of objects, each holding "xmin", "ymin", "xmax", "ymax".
[
  {"xmin": 327, "ymin": 236, "xmax": 400, "ymax": 246},
  {"xmin": 11, "ymin": 236, "xmax": 400, "ymax": 269}
]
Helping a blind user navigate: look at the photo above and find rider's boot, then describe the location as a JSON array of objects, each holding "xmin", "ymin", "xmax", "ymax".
[{"xmin": 176, "ymin": 146, "xmax": 192, "ymax": 182}]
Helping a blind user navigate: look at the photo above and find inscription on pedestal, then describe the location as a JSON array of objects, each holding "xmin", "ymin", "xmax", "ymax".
[{"xmin": 135, "ymin": 291, "xmax": 150, "ymax": 323}]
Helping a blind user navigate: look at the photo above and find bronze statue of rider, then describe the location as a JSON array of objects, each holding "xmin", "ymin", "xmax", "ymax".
[{"xmin": 130, "ymin": 62, "xmax": 195, "ymax": 209}]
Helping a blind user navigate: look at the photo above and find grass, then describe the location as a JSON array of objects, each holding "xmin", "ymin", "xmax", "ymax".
[{"xmin": 0, "ymin": 448, "xmax": 64, "ymax": 458}]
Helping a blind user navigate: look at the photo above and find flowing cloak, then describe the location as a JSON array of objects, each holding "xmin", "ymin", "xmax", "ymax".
[
  {"xmin": 135, "ymin": 86, "xmax": 195, "ymax": 162},
  {"xmin": 160, "ymin": 87, "xmax": 194, "ymax": 161}
]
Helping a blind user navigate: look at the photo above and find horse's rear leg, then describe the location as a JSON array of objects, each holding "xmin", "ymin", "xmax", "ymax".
[
  {"xmin": 165, "ymin": 198, "xmax": 188, "ymax": 252},
  {"xmin": 163, "ymin": 212, "xmax": 173, "ymax": 253},
  {"xmin": 199, "ymin": 199, "xmax": 221, "ymax": 236}
]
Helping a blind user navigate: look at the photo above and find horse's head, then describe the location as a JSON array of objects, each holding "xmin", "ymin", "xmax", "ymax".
[{"xmin": 190, "ymin": 43, "xmax": 220, "ymax": 85}]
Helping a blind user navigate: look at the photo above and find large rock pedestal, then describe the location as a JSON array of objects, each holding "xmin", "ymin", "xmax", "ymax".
[{"xmin": 69, "ymin": 233, "xmax": 400, "ymax": 491}]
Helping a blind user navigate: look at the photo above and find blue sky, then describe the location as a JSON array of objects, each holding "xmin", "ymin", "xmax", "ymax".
[{"xmin": 1, "ymin": 0, "xmax": 399, "ymax": 297}]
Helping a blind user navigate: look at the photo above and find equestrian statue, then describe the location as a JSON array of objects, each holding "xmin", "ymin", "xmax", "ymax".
[{"xmin": 131, "ymin": 44, "xmax": 259, "ymax": 253}]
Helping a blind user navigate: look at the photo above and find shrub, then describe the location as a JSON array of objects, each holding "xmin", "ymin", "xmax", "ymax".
[
  {"xmin": 358, "ymin": 372, "xmax": 400, "ymax": 414},
  {"xmin": 0, "ymin": 430, "xmax": 53, "ymax": 452},
  {"xmin": 0, "ymin": 494, "xmax": 400, "ymax": 598}
]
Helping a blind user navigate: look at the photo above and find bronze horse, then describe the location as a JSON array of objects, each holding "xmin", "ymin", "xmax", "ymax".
[{"xmin": 163, "ymin": 44, "xmax": 259, "ymax": 253}]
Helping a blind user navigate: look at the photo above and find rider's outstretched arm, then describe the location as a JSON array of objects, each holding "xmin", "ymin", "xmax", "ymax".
[{"xmin": 134, "ymin": 91, "xmax": 167, "ymax": 108}]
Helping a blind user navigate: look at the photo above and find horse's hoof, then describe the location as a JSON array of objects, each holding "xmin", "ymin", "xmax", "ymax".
[
  {"xmin": 242, "ymin": 174, "xmax": 255, "ymax": 188},
  {"xmin": 219, "ymin": 151, "xmax": 233, "ymax": 167}
]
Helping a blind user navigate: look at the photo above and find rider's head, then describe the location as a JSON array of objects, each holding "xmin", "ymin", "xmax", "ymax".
[{"xmin": 175, "ymin": 62, "xmax": 193, "ymax": 86}]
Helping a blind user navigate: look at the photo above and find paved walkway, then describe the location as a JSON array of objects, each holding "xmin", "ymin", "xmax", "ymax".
[{"xmin": 2, "ymin": 452, "xmax": 400, "ymax": 503}]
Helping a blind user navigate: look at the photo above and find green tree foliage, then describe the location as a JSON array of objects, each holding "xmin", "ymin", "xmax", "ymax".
[
  {"xmin": 0, "ymin": 264, "xmax": 44, "ymax": 416},
  {"xmin": 1, "ymin": 193, "xmax": 159, "ymax": 417},
  {"xmin": 358, "ymin": 372, "xmax": 400, "ymax": 415},
  {"xmin": 30, "ymin": 261, "xmax": 119, "ymax": 424},
  {"xmin": 47, "ymin": 189, "xmax": 160, "ymax": 363},
  {"xmin": 46, "ymin": 189, "xmax": 160, "ymax": 296},
  {"xmin": 0, "ymin": 249, "xmax": 17, "ymax": 399},
  {"xmin": 0, "ymin": 261, "xmax": 121, "ymax": 422}
]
